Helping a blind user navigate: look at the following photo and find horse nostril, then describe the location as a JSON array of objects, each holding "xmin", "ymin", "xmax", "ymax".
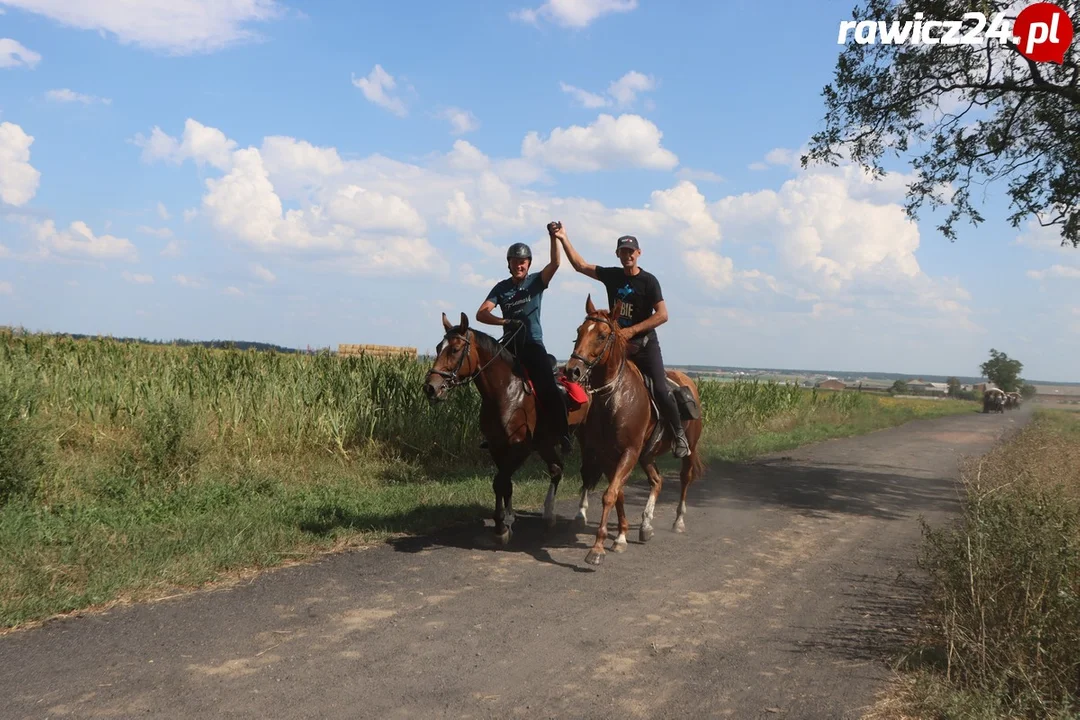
[{"xmin": 424, "ymin": 383, "xmax": 435, "ymax": 397}]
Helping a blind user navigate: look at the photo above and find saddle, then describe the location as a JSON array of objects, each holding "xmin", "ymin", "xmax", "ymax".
[
  {"xmin": 638, "ymin": 371, "xmax": 701, "ymax": 456},
  {"xmin": 506, "ymin": 348, "xmax": 587, "ymax": 412}
]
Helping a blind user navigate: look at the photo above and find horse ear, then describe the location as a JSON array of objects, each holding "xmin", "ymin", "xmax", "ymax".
[
  {"xmin": 459, "ymin": 311, "xmax": 469, "ymax": 330},
  {"xmin": 585, "ymin": 294, "xmax": 596, "ymax": 315},
  {"xmin": 442, "ymin": 312, "xmax": 453, "ymax": 332}
]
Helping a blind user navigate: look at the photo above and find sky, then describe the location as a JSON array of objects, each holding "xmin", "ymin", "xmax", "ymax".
[{"xmin": 1, "ymin": 0, "xmax": 1077, "ymax": 382}]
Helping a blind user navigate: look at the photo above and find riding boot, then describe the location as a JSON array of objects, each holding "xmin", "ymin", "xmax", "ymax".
[{"xmin": 659, "ymin": 390, "xmax": 690, "ymax": 458}]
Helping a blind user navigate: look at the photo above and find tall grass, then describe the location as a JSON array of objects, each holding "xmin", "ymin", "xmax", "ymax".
[
  {"xmin": 0, "ymin": 330, "xmax": 976, "ymax": 628},
  {"xmin": 895, "ymin": 411, "xmax": 1080, "ymax": 719}
]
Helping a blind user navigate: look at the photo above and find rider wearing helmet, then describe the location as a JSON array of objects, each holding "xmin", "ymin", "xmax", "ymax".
[
  {"xmin": 552, "ymin": 223, "xmax": 691, "ymax": 458},
  {"xmin": 476, "ymin": 224, "xmax": 572, "ymax": 454}
]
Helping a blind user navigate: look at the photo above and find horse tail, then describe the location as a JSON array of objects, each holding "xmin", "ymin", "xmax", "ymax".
[{"xmin": 688, "ymin": 447, "xmax": 707, "ymax": 482}]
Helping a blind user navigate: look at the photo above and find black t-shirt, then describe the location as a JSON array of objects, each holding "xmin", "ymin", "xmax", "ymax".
[{"xmin": 595, "ymin": 266, "xmax": 663, "ymax": 342}]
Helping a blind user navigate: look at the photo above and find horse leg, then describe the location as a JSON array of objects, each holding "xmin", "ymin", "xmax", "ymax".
[
  {"xmin": 575, "ymin": 486, "xmax": 590, "ymax": 528},
  {"xmin": 536, "ymin": 442, "xmax": 564, "ymax": 529},
  {"xmin": 494, "ymin": 448, "xmax": 528, "ymax": 546},
  {"xmin": 585, "ymin": 452, "xmax": 637, "ymax": 566},
  {"xmin": 611, "ymin": 488, "xmax": 629, "ymax": 553},
  {"xmin": 639, "ymin": 460, "xmax": 663, "ymax": 543},
  {"xmin": 673, "ymin": 453, "xmax": 698, "ymax": 533},
  {"xmin": 576, "ymin": 455, "xmax": 601, "ymax": 529}
]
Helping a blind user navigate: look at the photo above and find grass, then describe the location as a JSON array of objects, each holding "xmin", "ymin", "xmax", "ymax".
[
  {"xmin": 865, "ymin": 409, "xmax": 1080, "ymax": 720},
  {"xmin": 0, "ymin": 330, "xmax": 978, "ymax": 630}
]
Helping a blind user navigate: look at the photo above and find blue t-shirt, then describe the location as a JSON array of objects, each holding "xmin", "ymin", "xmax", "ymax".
[{"xmin": 486, "ymin": 272, "xmax": 548, "ymax": 346}]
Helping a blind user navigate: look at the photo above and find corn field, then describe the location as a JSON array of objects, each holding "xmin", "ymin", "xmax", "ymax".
[{"xmin": 2, "ymin": 331, "xmax": 873, "ymax": 492}]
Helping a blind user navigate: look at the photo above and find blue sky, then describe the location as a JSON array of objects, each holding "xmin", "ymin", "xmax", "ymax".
[{"xmin": 1, "ymin": 0, "xmax": 1077, "ymax": 382}]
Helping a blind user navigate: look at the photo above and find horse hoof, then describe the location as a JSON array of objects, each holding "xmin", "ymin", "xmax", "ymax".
[
  {"xmin": 639, "ymin": 526, "xmax": 654, "ymax": 543},
  {"xmin": 584, "ymin": 550, "xmax": 605, "ymax": 566},
  {"xmin": 611, "ymin": 540, "xmax": 627, "ymax": 553},
  {"xmin": 573, "ymin": 515, "xmax": 588, "ymax": 531},
  {"xmin": 672, "ymin": 520, "xmax": 686, "ymax": 534},
  {"xmin": 496, "ymin": 529, "xmax": 512, "ymax": 546}
]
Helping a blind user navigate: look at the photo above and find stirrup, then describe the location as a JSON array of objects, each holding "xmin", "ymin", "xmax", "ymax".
[{"xmin": 671, "ymin": 428, "xmax": 690, "ymax": 458}]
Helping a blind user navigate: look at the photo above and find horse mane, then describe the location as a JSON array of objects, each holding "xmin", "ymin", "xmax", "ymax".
[{"xmin": 450, "ymin": 324, "xmax": 515, "ymax": 364}]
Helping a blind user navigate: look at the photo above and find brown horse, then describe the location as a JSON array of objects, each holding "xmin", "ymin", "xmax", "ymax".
[
  {"xmin": 564, "ymin": 296, "xmax": 706, "ymax": 566},
  {"xmin": 423, "ymin": 312, "xmax": 591, "ymax": 544}
]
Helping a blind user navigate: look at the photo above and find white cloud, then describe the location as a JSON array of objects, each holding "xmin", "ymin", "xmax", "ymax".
[
  {"xmin": 461, "ymin": 263, "xmax": 499, "ymax": 289},
  {"xmin": 512, "ymin": 0, "xmax": 637, "ymax": 28},
  {"xmin": 122, "ymin": 271, "xmax": 154, "ymax": 284},
  {"xmin": 136, "ymin": 225, "xmax": 173, "ymax": 238},
  {"xmin": 0, "ymin": 38, "xmax": 40, "ymax": 68},
  {"xmin": 0, "ymin": 121, "xmax": 41, "ymax": 206},
  {"xmin": 156, "ymin": 202, "xmax": 171, "ymax": 220},
  {"xmin": 0, "ymin": 281, "xmax": 12, "ymax": 295},
  {"xmin": 135, "ymin": 118, "xmax": 237, "ymax": 170},
  {"xmin": 684, "ymin": 249, "xmax": 735, "ymax": 290},
  {"xmin": 438, "ymin": 107, "xmax": 480, "ymax": 135},
  {"xmin": 351, "ymin": 64, "xmax": 407, "ymax": 117},
  {"xmin": 0, "ymin": 0, "xmax": 285, "ymax": 55},
  {"xmin": 34, "ymin": 219, "xmax": 138, "ymax": 261},
  {"xmin": 183, "ymin": 208, "xmax": 198, "ymax": 222},
  {"xmin": 173, "ymin": 274, "xmax": 202, "ymax": 288},
  {"xmin": 252, "ymin": 263, "xmax": 276, "ymax": 282},
  {"xmin": 1027, "ymin": 265, "xmax": 1080, "ymax": 280},
  {"xmin": 607, "ymin": 71, "xmax": 655, "ymax": 107},
  {"xmin": 677, "ymin": 168, "xmax": 724, "ymax": 184},
  {"xmin": 223, "ymin": 286, "xmax": 243, "ymax": 296},
  {"xmin": 561, "ymin": 71, "xmax": 656, "ymax": 109},
  {"xmin": 521, "ymin": 114, "xmax": 678, "ymax": 172},
  {"xmin": 45, "ymin": 88, "xmax": 111, "ymax": 104},
  {"xmin": 160, "ymin": 239, "xmax": 182, "ymax": 257},
  {"xmin": 559, "ymin": 82, "xmax": 609, "ymax": 109}
]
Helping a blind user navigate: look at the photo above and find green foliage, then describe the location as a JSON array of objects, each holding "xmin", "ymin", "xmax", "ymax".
[
  {"xmin": 891, "ymin": 379, "xmax": 910, "ymax": 394},
  {"xmin": 1021, "ymin": 383, "xmax": 1038, "ymax": 400},
  {"xmin": 804, "ymin": 0, "xmax": 1080, "ymax": 246},
  {"xmin": 980, "ymin": 348, "xmax": 1024, "ymax": 393},
  {"xmin": 911, "ymin": 412, "xmax": 1080, "ymax": 717},
  {"xmin": 0, "ymin": 374, "xmax": 50, "ymax": 505}
]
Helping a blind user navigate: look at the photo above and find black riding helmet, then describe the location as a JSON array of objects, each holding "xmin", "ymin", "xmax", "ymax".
[{"xmin": 506, "ymin": 243, "xmax": 532, "ymax": 260}]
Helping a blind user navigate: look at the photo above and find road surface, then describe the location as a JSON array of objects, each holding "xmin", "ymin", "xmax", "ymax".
[{"xmin": 1, "ymin": 407, "xmax": 1031, "ymax": 719}]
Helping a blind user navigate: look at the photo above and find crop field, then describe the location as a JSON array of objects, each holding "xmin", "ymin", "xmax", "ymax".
[{"xmin": 0, "ymin": 330, "xmax": 977, "ymax": 627}]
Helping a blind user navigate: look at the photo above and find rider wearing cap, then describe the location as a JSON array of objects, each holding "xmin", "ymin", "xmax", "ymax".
[
  {"xmin": 476, "ymin": 224, "xmax": 572, "ymax": 454},
  {"xmin": 553, "ymin": 224, "xmax": 691, "ymax": 458}
]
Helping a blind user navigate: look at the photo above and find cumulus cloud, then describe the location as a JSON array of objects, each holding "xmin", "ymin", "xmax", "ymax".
[
  {"xmin": 1027, "ymin": 265, "xmax": 1080, "ymax": 280},
  {"xmin": 521, "ymin": 114, "xmax": 678, "ymax": 171},
  {"xmin": 173, "ymin": 274, "xmax": 202, "ymax": 288},
  {"xmin": 438, "ymin": 107, "xmax": 480, "ymax": 135},
  {"xmin": 0, "ymin": 121, "xmax": 41, "ymax": 206},
  {"xmin": 0, "ymin": 0, "xmax": 285, "ymax": 55},
  {"xmin": 156, "ymin": 201, "xmax": 171, "ymax": 220},
  {"xmin": 122, "ymin": 271, "xmax": 154, "ymax": 284},
  {"xmin": 512, "ymin": 0, "xmax": 637, "ymax": 27},
  {"xmin": 0, "ymin": 38, "xmax": 40, "ymax": 68},
  {"xmin": 135, "ymin": 118, "xmax": 237, "ymax": 170},
  {"xmin": 223, "ymin": 286, "xmax": 243, "ymax": 295},
  {"xmin": 561, "ymin": 71, "xmax": 656, "ymax": 109},
  {"xmin": 136, "ymin": 225, "xmax": 173, "ymax": 238},
  {"xmin": 252, "ymin": 263, "xmax": 276, "ymax": 282},
  {"xmin": 45, "ymin": 88, "xmax": 111, "ymax": 104},
  {"xmin": 677, "ymin": 168, "xmax": 724, "ymax": 184},
  {"xmin": 34, "ymin": 219, "xmax": 138, "ymax": 261},
  {"xmin": 351, "ymin": 64, "xmax": 407, "ymax": 117}
]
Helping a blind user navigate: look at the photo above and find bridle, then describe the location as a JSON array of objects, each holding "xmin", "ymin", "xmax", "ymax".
[
  {"xmin": 426, "ymin": 323, "xmax": 524, "ymax": 394},
  {"xmin": 570, "ymin": 314, "xmax": 625, "ymax": 394}
]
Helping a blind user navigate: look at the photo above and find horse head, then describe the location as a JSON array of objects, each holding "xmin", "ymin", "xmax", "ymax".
[
  {"xmin": 423, "ymin": 311, "xmax": 477, "ymax": 404},
  {"xmin": 565, "ymin": 294, "xmax": 626, "ymax": 387}
]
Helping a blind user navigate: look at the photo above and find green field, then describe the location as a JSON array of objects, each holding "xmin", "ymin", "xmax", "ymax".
[{"xmin": 0, "ymin": 330, "xmax": 978, "ymax": 629}]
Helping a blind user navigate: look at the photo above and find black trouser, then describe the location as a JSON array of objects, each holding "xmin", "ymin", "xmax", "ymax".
[
  {"xmin": 628, "ymin": 335, "xmax": 683, "ymax": 432},
  {"xmin": 513, "ymin": 338, "xmax": 569, "ymax": 442}
]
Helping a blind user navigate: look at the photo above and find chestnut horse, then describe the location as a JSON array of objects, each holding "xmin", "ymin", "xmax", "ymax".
[
  {"xmin": 423, "ymin": 312, "xmax": 591, "ymax": 544},
  {"xmin": 564, "ymin": 296, "xmax": 706, "ymax": 566}
]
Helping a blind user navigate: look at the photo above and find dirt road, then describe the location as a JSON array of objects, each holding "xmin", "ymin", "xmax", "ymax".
[{"xmin": 1, "ymin": 408, "xmax": 1031, "ymax": 719}]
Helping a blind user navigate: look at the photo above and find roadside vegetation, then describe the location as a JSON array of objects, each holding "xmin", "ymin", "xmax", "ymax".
[
  {"xmin": 868, "ymin": 410, "xmax": 1080, "ymax": 720},
  {"xmin": 0, "ymin": 330, "xmax": 977, "ymax": 629}
]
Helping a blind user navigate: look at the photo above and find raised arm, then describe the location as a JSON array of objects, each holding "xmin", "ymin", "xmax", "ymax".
[
  {"xmin": 540, "ymin": 222, "xmax": 561, "ymax": 286},
  {"xmin": 553, "ymin": 223, "xmax": 598, "ymax": 280}
]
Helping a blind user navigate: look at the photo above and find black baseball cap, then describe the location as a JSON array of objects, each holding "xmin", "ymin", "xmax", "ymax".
[{"xmin": 615, "ymin": 235, "xmax": 640, "ymax": 252}]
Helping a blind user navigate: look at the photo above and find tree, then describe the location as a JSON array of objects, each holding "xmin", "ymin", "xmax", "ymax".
[
  {"xmin": 946, "ymin": 376, "xmax": 962, "ymax": 397},
  {"xmin": 891, "ymin": 379, "xmax": 910, "ymax": 394},
  {"xmin": 1021, "ymin": 382, "xmax": 1037, "ymax": 399},
  {"xmin": 980, "ymin": 348, "xmax": 1023, "ymax": 392},
  {"xmin": 803, "ymin": 0, "xmax": 1080, "ymax": 247}
]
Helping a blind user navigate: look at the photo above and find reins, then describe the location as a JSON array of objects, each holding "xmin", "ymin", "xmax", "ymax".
[
  {"xmin": 572, "ymin": 314, "xmax": 626, "ymax": 394},
  {"xmin": 426, "ymin": 323, "xmax": 524, "ymax": 393}
]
